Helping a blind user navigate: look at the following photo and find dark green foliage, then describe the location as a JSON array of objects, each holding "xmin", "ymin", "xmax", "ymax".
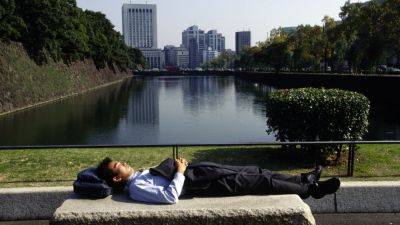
[
  {"xmin": 266, "ymin": 88, "xmax": 370, "ymax": 142},
  {"xmin": 0, "ymin": 0, "xmax": 25, "ymax": 41},
  {"xmin": 0, "ymin": 0, "xmax": 144, "ymax": 70},
  {"xmin": 265, "ymin": 88, "xmax": 370, "ymax": 161}
]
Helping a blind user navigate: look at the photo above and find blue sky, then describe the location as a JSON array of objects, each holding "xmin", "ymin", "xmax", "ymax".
[{"xmin": 76, "ymin": 0, "xmax": 368, "ymax": 50}]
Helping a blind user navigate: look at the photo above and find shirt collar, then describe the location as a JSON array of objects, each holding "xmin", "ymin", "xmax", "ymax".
[{"xmin": 126, "ymin": 171, "xmax": 140, "ymax": 188}]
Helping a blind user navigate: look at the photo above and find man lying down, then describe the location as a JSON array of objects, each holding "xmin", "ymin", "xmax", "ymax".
[{"xmin": 96, "ymin": 157, "xmax": 340, "ymax": 204}]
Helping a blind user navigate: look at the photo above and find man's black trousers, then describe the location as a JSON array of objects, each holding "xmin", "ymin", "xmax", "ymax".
[{"xmin": 184, "ymin": 165, "xmax": 310, "ymax": 198}]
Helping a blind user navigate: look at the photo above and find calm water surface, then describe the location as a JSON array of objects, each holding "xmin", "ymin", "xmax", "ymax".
[{"xmin": 0, "ymin": 76, "xmax": 399, "ymax": 146}]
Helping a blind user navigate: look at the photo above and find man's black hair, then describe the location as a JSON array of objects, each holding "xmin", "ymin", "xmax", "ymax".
[
  {"xmin": 96, "ymin": 157, "xmax": 117, "ymax": 187},
  {"xmin": 96, "ymin": 157, "xmax": 128, "ymax": 192}
]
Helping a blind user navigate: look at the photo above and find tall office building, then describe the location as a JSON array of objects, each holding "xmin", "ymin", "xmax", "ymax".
[
  {"xmin": 206, "ymin": 30, "xmax": 225, "ymax": 52},
  {"xmin": 182, "ymin": 25, "xmax": 206, "ymax": 69},
  {"xmin": 122, "ymin": 4, "xmax": 157, "ymax": 49},
  {"xmin": 122, "ymin": 4, "xmax": 164, "ymax": 69},
  {"xmin": 235, "ymin": 31, "xmax": 251, "ymax": 54}
]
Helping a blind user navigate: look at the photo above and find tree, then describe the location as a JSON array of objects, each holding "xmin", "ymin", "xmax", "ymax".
[
  {"xmin": 339, "ymin": 1, "xmax": 386, "ymax": 72},
  {"xmin": 0, "ymin": 0, "xmax": 25, "ymax": 41},
  {"xmin": 235, "ymin": 46, "xmax": 260, "ymax": 71},
  {"xmin": 381, "ymin": 0, "xmax": 400, "ymax": 67},
  {"xmin": 15, "ymin": 0, "xmax": 89, "ymax": 64},
  {"xmin": 322, "ymin": 16, "xmax": 336, "ymax": 72}
]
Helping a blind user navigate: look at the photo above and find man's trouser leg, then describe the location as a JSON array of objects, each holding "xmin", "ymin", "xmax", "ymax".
[
  {"xmin": 224, "ymin": 165, "xmax": 302, "ymax": 184},
  {"xmin": 206, "ymin": 172, "xmax": 310, "ymax": 198}
]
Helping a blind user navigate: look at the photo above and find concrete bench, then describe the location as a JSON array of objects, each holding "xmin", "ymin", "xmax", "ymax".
[{"xmin": 50, "ymin": 194, "xmax": 315, "ymax": 225}]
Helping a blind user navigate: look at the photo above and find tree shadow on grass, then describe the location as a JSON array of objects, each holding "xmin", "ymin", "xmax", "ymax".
[{"xmin": 189, "ymin": 146, "xmax": 317, "ymax": 171}]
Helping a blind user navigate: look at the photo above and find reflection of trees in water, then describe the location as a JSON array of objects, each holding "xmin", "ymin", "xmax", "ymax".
[
  {"xmin": 182, "ymin": 76, "xmax": 233, "ymax": 115},
  {"xmin": 234, "ymin": 78, "xmax": 274, "ymax": 117},
  {"xmin": 0, "ymin": 78, "xmax": 141, "ymax": 145},
  {"xmin": 366, "ymin": 104, "xmax": 400, "ymax": 140}
]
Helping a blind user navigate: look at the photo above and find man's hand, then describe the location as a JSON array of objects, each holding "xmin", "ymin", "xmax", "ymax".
[{"xmin": 175, "ymin": 158, "xmax": 188, "ymax": 173}]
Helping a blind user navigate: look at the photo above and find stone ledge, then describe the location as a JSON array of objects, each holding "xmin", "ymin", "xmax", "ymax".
[
  {"xmin": 50, "ymin": 194, "xmax": 315, "ymax": 225},
  {"xmin": 1, "ymin": 181, "xmax": 400, "ymax": 221},
  {"xmin": 0, "ymin": 187, "xmax": 72, "ymax": 221},
  {"xmin": 336, "ymin": 181, "xmax": 400, "ymax": 213}
]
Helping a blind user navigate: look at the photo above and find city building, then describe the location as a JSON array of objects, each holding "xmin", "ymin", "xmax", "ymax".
[
  {"xmin": 122, "ymin": 4, "xmax": 157, "ymax": 49},
  {"xmin": 203, "ymin": 47, "xmax": 220, "ymax": 64},
  {"xmin": 235, "ymin": 31, "xmax": 251, "ymax": 54},
  {"xmin": 164, "ymin": 45, "xmax": 189, "ymax": 69},
  {"xmin": 206, "ymin": 30, "xmax": 225, "ymax": 52},
  {"xmin": 182, "ymin": 25, "xmax": 206, "ymax": 69},
  {"xmin": 141, "ymin": 49, "xmax": 165, "ymax": 69},
  {"xmin": 173, "ymin": 46, "xmax": 189, "ymax": 69},
  {"xmin": 122, "ymin": 4, "xmax": 164, "ymax": 69},
  {"xmin": 163, "ymin": 45, "xmax": 175, "ymax": 66}
]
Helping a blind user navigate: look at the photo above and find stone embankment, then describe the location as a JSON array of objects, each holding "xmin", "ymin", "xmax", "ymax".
[{"xmin": 0, "ymin": 41, "xmax": 131, "ymax": 115}]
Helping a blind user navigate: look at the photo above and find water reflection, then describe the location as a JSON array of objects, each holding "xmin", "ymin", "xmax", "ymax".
[
  {"xmin": 234, "ymin": 79, "xmax": 274, "ymax": 118},
  {"xmin": 1, "ymin": 76, "xmax": 400, "ymax": 146},
  {"xmin": 367, "ymin": 106, "xmax": 400, "ymax": 140},
  {"xmin": 0, "ymin": 79, "xmax": 135, "ymax": 145},
  {"xmin": 182, "ymin": 76, "xmax": 232, "ymax": 115},
  {"xmin": 112, "ymin": 78, "xmax": 160, "ymax": 144}
]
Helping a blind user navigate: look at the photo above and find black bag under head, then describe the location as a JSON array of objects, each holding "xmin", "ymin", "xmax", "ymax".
[{"xmin": 73, "ymin": 167, "xmax": 112, "ymax": 199}]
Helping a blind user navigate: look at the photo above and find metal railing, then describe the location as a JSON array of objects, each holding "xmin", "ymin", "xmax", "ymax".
[{"xmin": 1, "ymin": 141, "xmax": 400, "ymax": 183}]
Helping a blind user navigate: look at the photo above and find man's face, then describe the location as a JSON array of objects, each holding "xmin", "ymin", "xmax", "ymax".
[{"xmin": 107, "ymin": 161, "xmax": 134, "ymax": 182}]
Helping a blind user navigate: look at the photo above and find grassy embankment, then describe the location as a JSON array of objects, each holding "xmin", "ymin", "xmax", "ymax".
[
  {"xmin": 0, "ymin": 144, "xmax": 399, "ymax": 188},
  {"xmin": 0, "ymin": 41, "xmax": 131, "ymax": 115}
]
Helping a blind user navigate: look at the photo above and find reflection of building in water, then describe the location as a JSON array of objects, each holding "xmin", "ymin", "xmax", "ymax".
[
  {"xmin": 234, "ymin": 79, "xmax": 274, "ymax": 116},
  {"xmin": 159, "ymin": 77, "xmax": 182, "ymax": 90},
  {"xmin": 128, "ymin": 80, "xmax": 159, "ymax": 125},
  {"xmin": 182, "ymin": 77, "xmax": 232, "ymax": 114}
]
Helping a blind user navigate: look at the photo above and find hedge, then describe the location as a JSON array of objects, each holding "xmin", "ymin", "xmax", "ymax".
[{"xmin": 265, "ymin": 88, "xmax": 370, "ymax": 144}]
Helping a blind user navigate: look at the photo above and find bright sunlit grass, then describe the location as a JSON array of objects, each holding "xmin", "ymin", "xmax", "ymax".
[{"xmin": 0, "ymin": 144, "xmax": 399, "ymax": 188}]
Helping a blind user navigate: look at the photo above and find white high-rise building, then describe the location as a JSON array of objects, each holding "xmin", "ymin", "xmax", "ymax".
[
  {"xmin": 206, "ymin": 30, "xmax": 225, "ymax": 52},
  {"xmin": 122, "ymin": 4, "xmax": 165, "ymax": 69},
  {"xmin": 122, "ymin": 4, "xmax": 157, "ymax": 49}
]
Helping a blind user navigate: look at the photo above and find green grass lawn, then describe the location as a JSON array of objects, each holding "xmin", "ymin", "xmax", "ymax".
[{"xmin": 0, "ymin": 144, "xmax": 399, "ymax": 188}]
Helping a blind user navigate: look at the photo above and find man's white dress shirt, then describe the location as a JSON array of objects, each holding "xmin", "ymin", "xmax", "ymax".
[{"xmin": 126, "ymin": 170, "xmax": 185, "ymax": 204}]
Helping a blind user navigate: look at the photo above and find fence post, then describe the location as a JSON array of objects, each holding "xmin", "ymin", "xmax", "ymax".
[{"xmin": 347, "ymin": 143, "xmax": 356, "ymax": 177}]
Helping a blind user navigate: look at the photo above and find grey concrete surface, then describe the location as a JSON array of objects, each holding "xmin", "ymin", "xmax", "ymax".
[
  {"xmin": 50, "ymin": 194, "xmax": 315, "ymax": 225},
  {"xmin": 314, "ymin": 213, "xmax": 400, "ymax": 225},
  {"xmin": 0, "ymin": 187, "xmax": 72, "ymax": 221},
  {"xmin": 336, "ymin": 181, "xmax": 400, "ymax": 213},
  {"xmin": 304, "ymin": 193, "xmax": 335, "ymax": 213},
  {"xmin": 1, "ymin": 181, "xmax": 400, "ymax": 221},
  {"xmin": 3, "ymin": 214, "xmax": 400, "ymax": 225}
]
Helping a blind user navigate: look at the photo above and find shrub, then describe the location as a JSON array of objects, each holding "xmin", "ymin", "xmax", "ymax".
[{"xmin": 265, "ymin": 88, "xmax": 370, "ymax": 161}]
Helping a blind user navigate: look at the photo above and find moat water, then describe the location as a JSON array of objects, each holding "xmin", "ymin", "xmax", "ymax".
[{"xmin": 1, "ymin": 75, "xmax": 399, "ymax": 146}]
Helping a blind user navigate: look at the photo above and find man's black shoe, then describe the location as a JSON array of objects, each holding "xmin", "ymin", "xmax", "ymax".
[
  {"xmin": 301, "ymin": 165, "xmax": 323, "ymax": 184},
  {"xmin": 310, "ymin": 177, "xmax": 340, "ymax": 199}
]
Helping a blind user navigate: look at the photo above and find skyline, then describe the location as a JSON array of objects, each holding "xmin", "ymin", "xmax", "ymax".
[{"xmin": 76, "ymin": 0, "xmax": 369, "ymax": 50}]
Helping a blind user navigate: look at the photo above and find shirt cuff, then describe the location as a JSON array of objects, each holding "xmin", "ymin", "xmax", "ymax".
[{"xmin": 174, "ymin": 172, "xmax": 185, "ymax": 181}]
